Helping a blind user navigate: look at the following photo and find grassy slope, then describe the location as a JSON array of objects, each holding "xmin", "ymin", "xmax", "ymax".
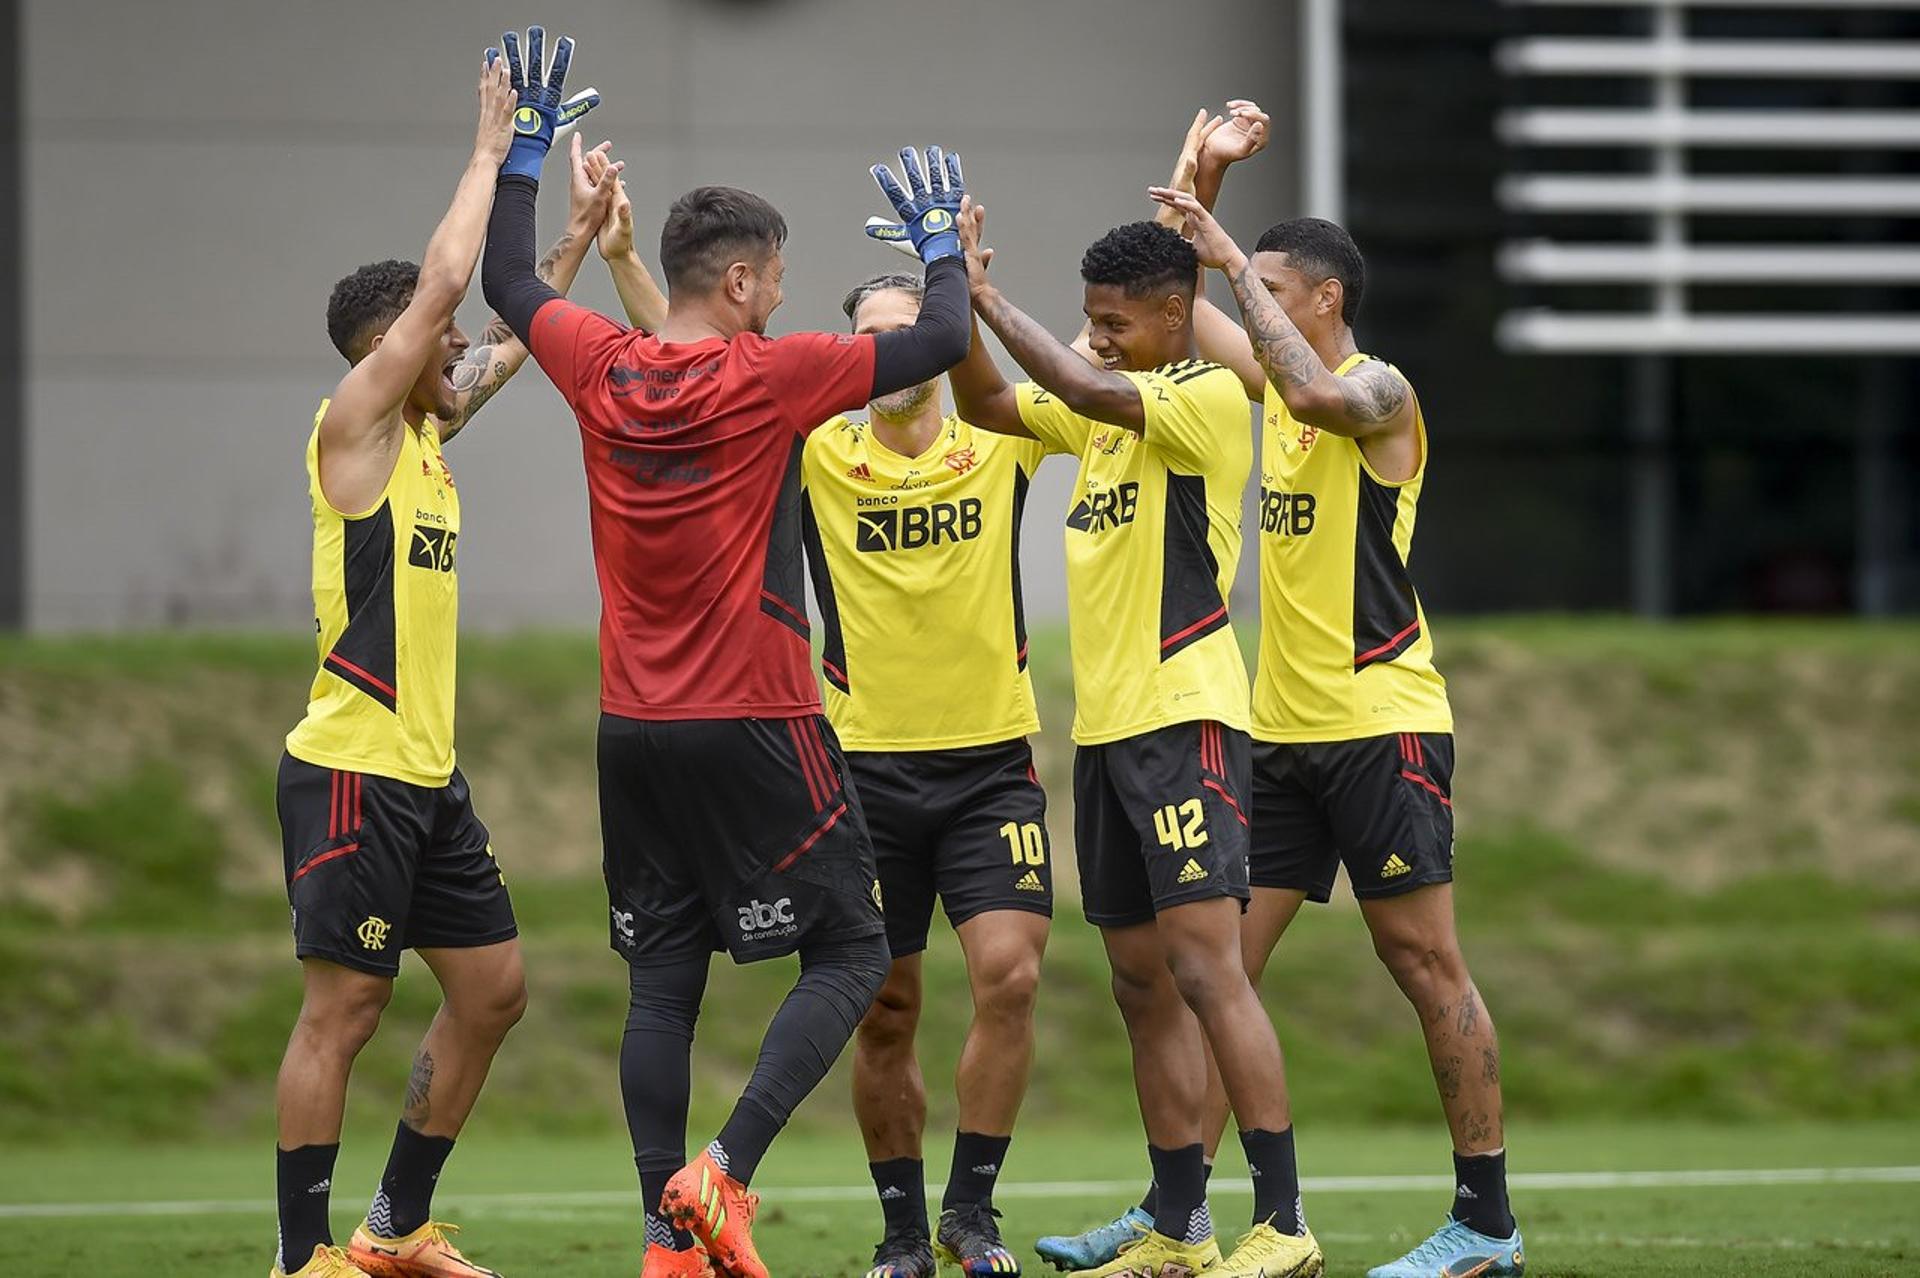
[{"xmin": 1, "ymin": 622, "xmax": 1918, "ymax": 1144}]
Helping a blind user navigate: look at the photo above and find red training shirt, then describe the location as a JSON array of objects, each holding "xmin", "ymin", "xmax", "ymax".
[{"xmin": 527, "ymin": 298, "xmax": 877, "ymax": 720}]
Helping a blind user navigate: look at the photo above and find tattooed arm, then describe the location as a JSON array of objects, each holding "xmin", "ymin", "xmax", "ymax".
[
  {"xmin": 439, "ymin": 136, "xmax": 622, "ymax": 443},
  {"xmin": 1147, "ymin": 187, "xmax": 1415, "ymax": 441}
]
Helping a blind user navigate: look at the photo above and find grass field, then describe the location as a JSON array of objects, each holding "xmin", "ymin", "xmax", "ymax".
[
  {"xmin": 2, "ymin": 1122, "xmax": 1916, "ymax": 1276},
  {"xmin": 3, "ymin": 623, "xmax": 1918, "ymax": 1273}
]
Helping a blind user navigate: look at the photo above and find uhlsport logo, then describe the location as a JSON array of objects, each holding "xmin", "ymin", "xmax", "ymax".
[
  {"xmin": 514, "ymin": 106, "xmax": 542, "ymax": 135},
  {"xmin": 856, "ymin": 497, "xmax": 983, "ymax": 552},
  {"xmin": 737, "ymin": 897, "xmax": 798, "ymax": 942},
  {"xmin": 920, "ymin": 208, "xmax": 954, "ymax": 234},
  {"xmin": 356, "ymin": 916, "xmax": 392, "ymax": 950}
]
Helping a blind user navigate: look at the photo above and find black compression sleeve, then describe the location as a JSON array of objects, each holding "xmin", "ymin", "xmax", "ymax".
[
  {"xmin": 481, "ymin": 174, "xmax": 563, "ymax": 345},
  {"xmin": 869, "ymin": 257, "xmax": 970, "ymax": 398}
]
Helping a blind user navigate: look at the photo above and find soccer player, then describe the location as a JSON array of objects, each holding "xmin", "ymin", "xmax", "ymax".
[
  {"xmin": 1147, "ymin": 178, "xmax": 1527, "ymax": 1278},
  {"xmin": 796, "ymin": 273, "xmax": 1055, "ymax": 1278},
  {"xmin": 271, "ymin": 54, "xmax": 612, "ymax": 1278},
  {"xmin": 477, "ymin": 28, "xmax": 976, "ymax": 1278},
  {"xmin": 945, "ymin": 195, "xmax": 1323, "ymax": 1278}
]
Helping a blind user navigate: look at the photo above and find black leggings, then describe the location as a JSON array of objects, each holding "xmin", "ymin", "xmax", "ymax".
[{"xmin": 621, "ymin": 933, "xmax": 889, "ymax": 1190}]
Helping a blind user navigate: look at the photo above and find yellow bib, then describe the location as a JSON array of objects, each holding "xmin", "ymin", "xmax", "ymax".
[
  {"xmin": 1252, "ymin": 356, "xmax": 1451, "ymax": 743},
  {"xmin": 286, "ymin": 401, "xmax": 461, "ymax": 785}
]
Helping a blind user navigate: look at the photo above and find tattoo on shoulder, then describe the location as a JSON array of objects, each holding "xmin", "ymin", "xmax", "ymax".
[{"xmin": 1338, "ymin": 364, "xmax": 1409, "ymax": 424}]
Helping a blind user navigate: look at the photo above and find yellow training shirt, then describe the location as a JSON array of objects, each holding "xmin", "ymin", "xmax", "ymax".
[
  {"xmin": 1016, "ymin": 360, "xmax": 1252, "ymax": 746},
  {"xmin": 801, "ymin": 414, "xmax": 1051, "ymax": 751},
  {"xmin": 1252, "ymin": 354, "xmax": 1452, "ymax": 743},
  {"xmin": 286, "ymin": 400, "xmax": 461, "ymax": 786}
]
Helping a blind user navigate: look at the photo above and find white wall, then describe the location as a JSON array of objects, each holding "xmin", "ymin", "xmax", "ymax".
[{"xmin": 24, "ymin": 0, "xmax": 1293, "ymax": 629}]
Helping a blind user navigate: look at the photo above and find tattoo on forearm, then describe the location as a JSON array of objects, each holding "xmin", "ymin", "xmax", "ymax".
[
  {"xmin": 403, "ymin": 1048, "xmax": 435, "ymax": 1128},
  {"xmin": 536, "ymin": 231, "xmax": 574, "ymax": 284},
  {"xmin": 442, "ymin": 356, "xmax": 510, "ymax": 441},
  {"xmin": 1228, "ymin": 262, "xmax": 1321, "ymax": 390}
]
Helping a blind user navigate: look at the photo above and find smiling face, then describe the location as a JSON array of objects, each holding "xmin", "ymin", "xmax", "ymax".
[
  {"xmin": 1082, "ymin": 282, "xmax": 1190, "ymax": 373},
  {"xmin": 398, "ymin": 317, "xmax": 470, "ymax": 422}
]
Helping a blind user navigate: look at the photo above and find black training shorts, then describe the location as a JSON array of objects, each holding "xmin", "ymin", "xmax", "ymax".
[
  {"xmin": 1250, "ymin": 731, "xmax": 1456, "ymax": 902},
  {"xmin": 1073, "ymin": 719, "xmax": 1251, "ymax": 928},
  {"xmin": 277, "ymin": 753, "xmax": 517, "ymax": 977},
  {"xmin": 846, "ymin": 738, "xmax": 1052, "ymax": 959},
  {"xmin": 598, "ymin": 713, "xmax": 886, "ymax": 966}
]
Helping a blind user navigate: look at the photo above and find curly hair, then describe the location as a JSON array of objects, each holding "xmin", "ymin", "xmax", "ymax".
[
  {"xmin": 1079, "ymin": 222, "xmax": 1199, "ymax": 300},
  {"xmin": 326, "ymin": 259, "xmax": 419, "ymax": 363},
  {"xmin": 1254, "ymin": 218, "xmax": 1365, "ymax": 326}
]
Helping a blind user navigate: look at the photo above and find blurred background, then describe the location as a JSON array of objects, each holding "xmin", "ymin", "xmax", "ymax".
[{"xmin": 1, "ymin": 1, "xmax": 1917, "ymax": 1274}]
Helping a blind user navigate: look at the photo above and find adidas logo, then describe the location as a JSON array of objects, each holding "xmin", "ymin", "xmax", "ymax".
[
  {"xmin": 972, "ymin": 1163, "xmax": 999, "ymax": 1175},
  {"xmin": 307, "ymin": 1179, "xmax": 331, "ymax": 1194},
  {"xmin": 879, "ymin": 1185, "xmax": 907, "ymax": 1200},
  {"xmin": 1015, "ymin": 870, "xmax": 1045, "ymax": 892},
  {"xmin": 1380, "ymin": 853, "xmax": 1411, "ymax": 878},
  {"xmin": 1455, "ymin": 1183, "xmax": 1478, "ymax": 1199},
  {"xmin": 847, "ymin": 462, "xmax": 874, "ymax": 481},
  {"xmin": 1177, "ymin": 858, "xmax": 1208, "ymax": 884}
]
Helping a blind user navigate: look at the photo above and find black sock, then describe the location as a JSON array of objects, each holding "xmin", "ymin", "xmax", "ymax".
[
  {"xmin": 1136, "ymin": 1181, "xmax": 1157, "ymax": 1216},
  {"xmin": 368, "ymin": 1121, "xmax": 453, "ymax": 1239},
  {"xmin": 276, "ymin": 1142, "xmax": 339, "ymax": 1272},
  {"xmin": 1452, "ymin": 1149, "xmax": 1514, "ymax": 1237},
  {"xmin": 943, "ymin": 1132, "xmax": 1012, "ymax": 1210},
  {"xmin": 1146, "ymin": 1143, "xmax": 1211, "ymax": 1245},
  {"xmin": 640, "ymin": 1160, "xmax": 696, "ymax": 1252},
  {"xmin": 871, "ymin": 1156, "xmax": 929, "ymax": 1238},
  {"xmin": 1239, "ymin": 1127, "xmax": 1304, "ymax": 1235}
]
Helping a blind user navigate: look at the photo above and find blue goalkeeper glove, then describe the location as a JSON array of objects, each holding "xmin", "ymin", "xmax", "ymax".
[
  {"xmin": 489, "ymin": 26, "xmax": 600, "ymax": 181},
  {"xmin": 867, "ymin": 146, "xmax": 965, "ymax": 266}
]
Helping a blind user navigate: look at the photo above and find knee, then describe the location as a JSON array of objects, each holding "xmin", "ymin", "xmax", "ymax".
[
  {"xmin": 1373, "ymin": 933, "xmax": 1466, "ymax": 1008},
  {"xmin": 972, "ymin": 950, "xmax": 1042, "ymax": 1027},
  {"xmin": 806, "ymin": 933, "xmax": 892, "ymax": 1014},
  {"xmin": 298, "ymin": 978, "xmax": 391, "ymax": 1055},
  {"xmin": 1166, "ymin": 949, "xmax": 1239, "ymax": 1015},
  {"xmin": 451, "ymin": 960, "xmax": 529, "ymax": 1041},
  {"xmin": 1109, "ymin": 960, "xmax": 1172, "ymax": 1025},
  {"xmin": 859, "ymin": 966, "xmax": 922, "ymax": 1051}
]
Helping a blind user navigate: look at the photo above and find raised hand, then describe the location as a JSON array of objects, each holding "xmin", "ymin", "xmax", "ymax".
[
  {"xmin": 1147, "ymin": 186, "xmax": 1242, "ymax": 270},
  {"xmin": 474, "ymin": 56, "xmax": 516, "ymax": 165},
  {"xmin": 567, "ymin": 134, "xmax": 622, "ymax": 229},
  {"xmin": 489, "ymin": 25, "xmax": 601, "ymax": 180},
  {"xmin": 957, "ymin": 194, "xmax": 994, "ymax": 295},
  {"xmin": 867, "ymin": 145, "xmax": 967, "ymax": 265},
  {"xmin": 1201, "ymin": 98, "xmax": 1270, "ymax": 169}
]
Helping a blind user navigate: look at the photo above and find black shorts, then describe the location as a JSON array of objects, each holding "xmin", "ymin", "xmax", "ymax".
[
  {"xmin": 599, "ymin": 713, "xmax": 886, "ymax": 966},
  {"xmin": 1250, "ymin": 732, "xmax": 1456, "ymax": 903},
  {"xmin": 1074, "ymin": 720, "xmax": 1251, "ymax": 928},
  {"xmin": 847, "ymin": 738, "xmax": 1053, "ymax": 959},
  {"xmin": 277, "ymin": 753, "xmax": 517, "ymax": 977}
]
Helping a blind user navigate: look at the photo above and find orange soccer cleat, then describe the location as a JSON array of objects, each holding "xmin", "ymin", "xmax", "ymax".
[
  {"xmin": 660, "ymin": 1150, "xmax": 767, "ymax": 1278},
  {"xmin": 641, "ymin": 1242, "xmax": 717, "ymax": 1278},
  {"xmin": 348, "ymin": 1219, "xmax": 501, "ymax": 1277}
]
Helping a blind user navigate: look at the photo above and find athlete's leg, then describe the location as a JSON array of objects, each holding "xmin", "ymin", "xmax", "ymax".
[
  {"xmin": 276, "ymin": 958, "xmax": 393, "ymax": 1267},
  {"xmin": 951, "ymin": 909, "xmax": 1049, "ymax": 1140},
  {"xmin": 404, "ymin": 940, "xmax": 528, "ymax": 1135},
  {"xmin": 625, "ymin": 953, "xmax": 711, "ymax": 1254},
  {"xmin": 853, "ymin": 952, "xmax": 927, "ymax": 1162},
  {"xmin": 1198, "ymin": 887, "xmax": 1310, "ymax": 1160},
  {"xmin": 709, "ymin": 932, "xmax": 892, "ymax": 1185}
]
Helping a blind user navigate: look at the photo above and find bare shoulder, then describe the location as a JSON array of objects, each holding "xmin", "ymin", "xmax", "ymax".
[{"xmin": 1338, "ymin": 357, "xmax": 1415, "ymax": 427}]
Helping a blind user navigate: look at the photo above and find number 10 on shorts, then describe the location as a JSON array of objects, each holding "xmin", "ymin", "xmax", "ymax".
[{"xmin": 1000, "ymin": 820, "xmax": 1046, "ymax": 866}]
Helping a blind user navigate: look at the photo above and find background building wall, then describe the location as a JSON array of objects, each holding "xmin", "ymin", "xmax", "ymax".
[{"xmin": 20, "ymin": 0, "xmax": 1296, "ymax": 630}]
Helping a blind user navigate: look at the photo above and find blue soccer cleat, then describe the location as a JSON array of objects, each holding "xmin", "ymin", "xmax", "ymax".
[
  {"xmin": 1033, "ymin": 1206, "xmax": 1152, "ymax": 1272},
  {"xmin": 1367, "ymin": 1216, "xmax": 1524, "ymax": 1278}
]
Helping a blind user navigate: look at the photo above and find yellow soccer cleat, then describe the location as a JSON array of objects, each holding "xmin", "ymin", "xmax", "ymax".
[
  {"xmin": 272, "ymin": 1243, "xmax": 374, "ymax": 1278},
  {"xmin": 1067, "ymin": 1230, "xmax": 1221, "ymax": 1278},
  {"xmin": 1216, "ymin": 1222, "xmax": 1324, "ymax": 1278},
  {"xmin": 348, "ymin": 1220, "xmax": 501, "ymax": 1277}
]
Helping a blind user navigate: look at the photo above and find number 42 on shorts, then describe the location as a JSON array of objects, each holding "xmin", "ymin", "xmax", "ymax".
[{"xmin": 1153, "ymin": 798, "xmax": 1209, "ymax": 851}]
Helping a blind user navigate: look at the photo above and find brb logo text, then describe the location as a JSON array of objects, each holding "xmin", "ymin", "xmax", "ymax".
[
  {"xmin": 1066, "ymin": 481, "xmax": 1139, "ymax": 534},
  {"xmin": 856, "ymin": 497, "xmax": 984, "ymax": 552},
  {"xmin": 1259, "ymin": 488, "xmax": 1316, "ymax": 537}
]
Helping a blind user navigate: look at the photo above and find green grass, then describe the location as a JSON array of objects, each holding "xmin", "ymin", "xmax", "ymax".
[{"xmin": 1, "ymin": 1122, "xmax": 1915, "ymax": 1276}]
